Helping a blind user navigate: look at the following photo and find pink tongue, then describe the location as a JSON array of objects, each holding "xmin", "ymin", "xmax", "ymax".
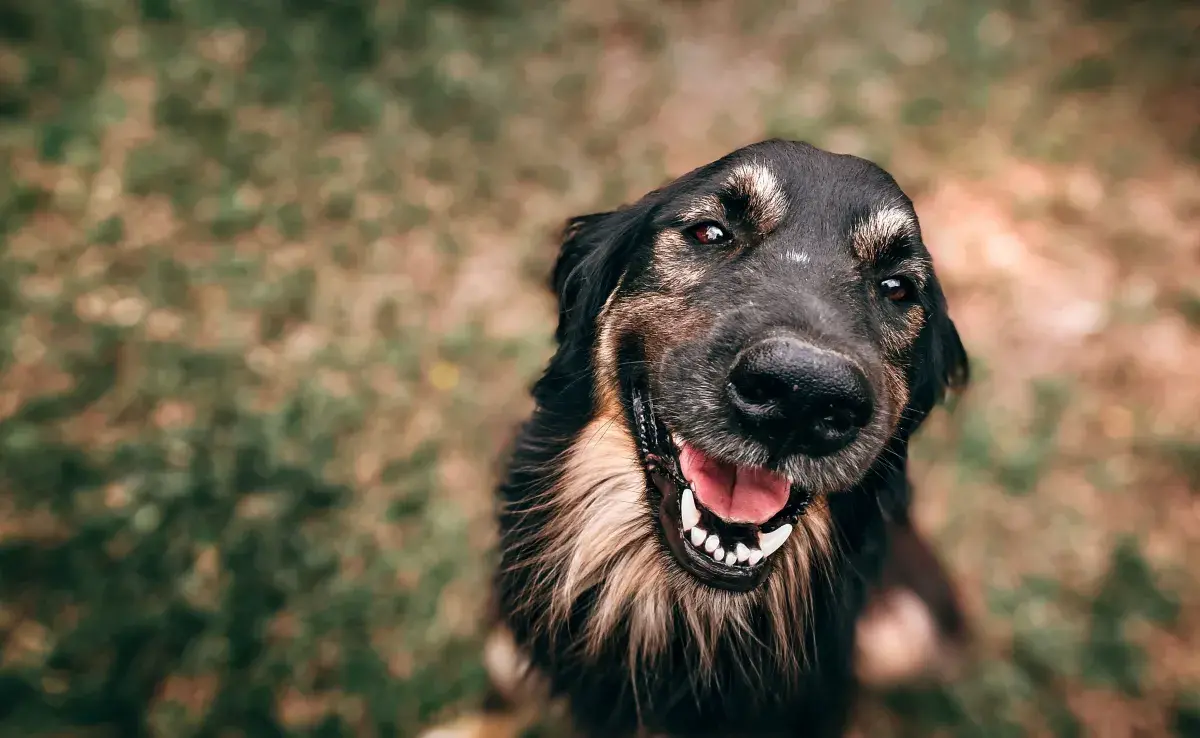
[{"xmin": 678, "ymin": 443, "xmax": 792, "ymax": 525}]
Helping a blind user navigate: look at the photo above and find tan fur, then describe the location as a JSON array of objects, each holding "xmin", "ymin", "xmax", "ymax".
[
  {"xmin": 854, "ymin": 588, "xmax": 941, "ymax": 687},
  {"xmin": 676, "ymin": 194, "xmax": 725, "ymax": 224},
  {"xmin": 676, "ymin": 162, "xmax": 789, "ymax": 237},
  {"xmin": 850, "ymin": 205, "xmax": 918, "ymax": 262},
  {"xmin": 548, "ymin": 416, "xmax": 671, "ymax": 661},
  {"xmin": 595, "ymin": 289, "xmax": 710, "ymax": 399},
  {"xmin": 652, "ymin": 231, "xmax": 710, "ymax": 292},
  {"xmin": 517, "ymin": 413, "xmax": 836, "ymax": 680},
  {"xmin": 483, "ymin": 626, "xmax": 543, "ymax": 705},
  {"xmin": 881, "ymin": 363, "xmax": 910, "ymax": 429},
  {"xmin": 725, "ymin": 161, "xmax": 788, "ymax": 234},
  {"xmin": 593, "ymin": 264, "xmax": 706, "ymax": 419},
  {"xmin": 593, "ymin": 280, "xmax": 628, "ymax": 418},
  {"xmin": 879, "ymin": 305, "xmax": 925, "ymax": 358}
]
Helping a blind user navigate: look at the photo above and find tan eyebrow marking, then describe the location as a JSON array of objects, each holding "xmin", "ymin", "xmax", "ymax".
[
  {"xmin": 890, "ymin": 256, "xmax": 933, "ymax": 288},
  {"xmin": 724, "ymin": 160, "xmax": 788, "ymax": 234},
  {"xmin": 677, "ymin": 194, "xmax": 725, "ymax": 224},
  {"xmin": 851, "ymin": 205, "xmax": 918, "ymax": 262}
]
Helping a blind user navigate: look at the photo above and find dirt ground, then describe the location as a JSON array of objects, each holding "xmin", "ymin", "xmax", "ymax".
[{"xmin": 0, "ymin": 0, "xmax": 1197, "ymax": 736}]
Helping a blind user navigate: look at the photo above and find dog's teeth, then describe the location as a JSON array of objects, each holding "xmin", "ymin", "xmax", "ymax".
[
  {"xmin": 704, "ymin": 534, "xmax": 720, "ymax": 553},
  {"xmin": 735, "ymin": 543, "xmax": 750, "ymax": 562},
  {"xmin": 724, "ymin": 551, "xmax": 736, "ymax": 566},
  {"xmin": 680, "ymin": 487, "xmax": 700, "ymax": 531},
  {"xmin": 713, "ymin": 547, "xmax": 725, "ymax": 562},
  {"xmin": 671, "ymin": 432, "xmax": 683, "ymax": 450},
  {"xmin": 690, "ymin": 527, "xmax": 707, "ymax": 547},
  {"xmin": 758, "ymin": 524, "xmax": 794, "ymax": 559},
  {"xmin": 747, "ymin": 548, "xmax": 763, "ymax": 566}
]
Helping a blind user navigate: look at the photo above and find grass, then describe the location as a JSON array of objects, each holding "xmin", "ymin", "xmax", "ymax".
[{"xmin": 0, "ymin": 0, "xmax": 1197, "ymax": 736}]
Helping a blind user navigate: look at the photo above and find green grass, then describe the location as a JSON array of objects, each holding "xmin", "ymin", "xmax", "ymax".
[{"xmin": 0, "ymin": 0, "xmax": 1197, "ymax": 736}]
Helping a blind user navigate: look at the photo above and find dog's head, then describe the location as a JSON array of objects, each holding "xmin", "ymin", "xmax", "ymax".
[{"xmin": 522, "ymin": 139, "xmax": 966, "ymax": 667}]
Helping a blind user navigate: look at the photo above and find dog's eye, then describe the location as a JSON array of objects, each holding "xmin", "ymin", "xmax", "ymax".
[
  {"xmin": 879, "ymin": 277, "xmax": 916, "ymax": 303},
  {"xmin": 690, "ymin": 222, "xmax": 729, "ymax": 245}
]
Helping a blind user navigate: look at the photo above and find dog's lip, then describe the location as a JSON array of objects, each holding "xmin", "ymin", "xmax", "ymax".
[
  {"xmin": 675, "ymin": 435, "xmax": 794, "ymax": 525},
  {"xmin": 637, "ymin": 424, "xmax": 801, "ymax": 592},
  {"xmin": 650, "ymin": 466, "xmax": 770, "ymax": 593},
  {"xmin": 659, "ymin": 430, "xmax": 811, "ymax": 533},
  {"xmin": 625, "ymin": 364, "xmax": 815, "ymax": 590}
]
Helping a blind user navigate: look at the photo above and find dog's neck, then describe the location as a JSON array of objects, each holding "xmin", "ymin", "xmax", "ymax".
[{"xmin": 493, "ymin": 370, "xmax": 903, "ymax": 738}]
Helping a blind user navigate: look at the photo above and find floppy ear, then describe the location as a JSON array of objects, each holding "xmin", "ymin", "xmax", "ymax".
[
  {"xmin": 905, "ymin": 282, "xmax": 970, "ymax": 430},
  {"xmin": 548, "ymin": 208, "xmax": 643, "ymax": 349},
  {"xmin": 533, "ymin": 208, "xmax": 644, "ymax": 403},
  {"xmin": 931, "ymin": 305, "xmax": 969, "ymax": 399}
]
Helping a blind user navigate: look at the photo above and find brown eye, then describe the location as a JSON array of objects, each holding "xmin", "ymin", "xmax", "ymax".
[
  {"xmin": 690, "ymin": 222, "xmax": 729, "ymax": 245},
  {"xmin": 880, "ymin": 277, "xmax": 915, "ymax": 303}
]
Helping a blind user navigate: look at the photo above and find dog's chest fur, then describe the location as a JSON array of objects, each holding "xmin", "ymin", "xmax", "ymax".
[{"xmin": 494, "ymin": 411, "xmax": 894, "ymax": 738}]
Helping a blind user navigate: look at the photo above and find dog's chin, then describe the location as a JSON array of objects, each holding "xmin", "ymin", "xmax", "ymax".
[{"xmin": 626, "ymin": 380, "xmax": 822, "ymax": 594}]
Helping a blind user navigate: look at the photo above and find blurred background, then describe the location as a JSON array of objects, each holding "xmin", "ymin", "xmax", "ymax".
[{"xmin": 0, "ymin": 0, "xmax": 1197, "ymax": 736}]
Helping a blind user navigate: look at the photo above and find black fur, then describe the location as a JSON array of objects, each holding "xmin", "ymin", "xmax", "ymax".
[{"xmin": 493, "ymin": 140, "xmax": 969, "ymax": 737}]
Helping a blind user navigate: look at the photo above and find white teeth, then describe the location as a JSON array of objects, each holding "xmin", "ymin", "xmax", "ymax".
[
  {"xmin": 735, "ymin": 543, "xmax": 750, "ymax": 562},
  {"xmin": 680, "ymin": 487, "xmax": 701, "ymax": 531},
  {"xmin": 758, "ymin": 523, "xmax": 794, "ymax": 559},
  {"xmin": 679, "ymin": 512, "xmax": 774, "ymax": 569},
  {"xmin": 666, "ymin": 433, "xmax": 775, "ymax": 571}
]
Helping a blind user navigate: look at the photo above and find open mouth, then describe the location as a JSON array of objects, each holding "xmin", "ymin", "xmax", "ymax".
[{"xmin": 629, "ymin": 383, "xmax": 815, "ymax": 593}]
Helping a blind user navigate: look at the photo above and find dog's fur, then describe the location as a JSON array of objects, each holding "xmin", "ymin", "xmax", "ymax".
[{"xmin": 425, "ymin": 140, "xmax": 969, "ymax": 738}]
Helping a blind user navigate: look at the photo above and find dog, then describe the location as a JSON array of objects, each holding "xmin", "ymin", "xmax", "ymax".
[{"xmin": 423, "ymin": 139, "xmax": 970, "ymax": 738}]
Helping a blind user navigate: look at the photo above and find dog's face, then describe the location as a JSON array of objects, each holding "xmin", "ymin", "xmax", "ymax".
[{"xmin": 527, "ymin": 140, "xmax": 967, "ymax": 664}]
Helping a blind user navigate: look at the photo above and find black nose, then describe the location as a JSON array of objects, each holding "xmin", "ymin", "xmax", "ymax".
[{"xmin": 727, "ymin": 337, "xmax": 874, "ymax": 457}]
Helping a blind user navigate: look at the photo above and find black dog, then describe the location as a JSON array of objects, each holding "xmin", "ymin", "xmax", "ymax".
[{"xmin": 430, "ymin": 139, "xmax": 970, "ymax": 738}]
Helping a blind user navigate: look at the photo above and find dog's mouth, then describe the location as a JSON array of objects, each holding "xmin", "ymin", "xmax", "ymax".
[{"xmin": 629, "ymin": 383, "xmax": 815, "ymax": 593}]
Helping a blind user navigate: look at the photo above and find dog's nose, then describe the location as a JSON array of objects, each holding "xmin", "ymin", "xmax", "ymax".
[{"xmin": 727, "ymin": 337, "xmax": 874, "ymax": 457}]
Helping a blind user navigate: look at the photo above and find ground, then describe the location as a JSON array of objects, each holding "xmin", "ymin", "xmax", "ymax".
[{"xmin": 0, "ymin": 0, "xmax": 1197, "ymax": 736}]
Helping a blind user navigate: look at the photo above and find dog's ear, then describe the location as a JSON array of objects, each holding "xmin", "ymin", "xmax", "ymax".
[
  {"xmin": 549, "ymin": 208, "xmax": 642, "ymax": 348},
  {"xmin": 906, "ymin": 282, "xmax": 969, "ymax": 429},
  {"xmin": 931, "ymin": 303, "xmax": 969, "ymax": 399},
  {"xmin": 532, "ymin": 208, "xmax": 644, "ymax": 406}
]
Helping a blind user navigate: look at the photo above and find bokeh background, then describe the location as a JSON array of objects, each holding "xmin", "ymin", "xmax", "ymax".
[{"xmin": 1, "ymin": 0, "xmax": 1198, "ymax": 736}]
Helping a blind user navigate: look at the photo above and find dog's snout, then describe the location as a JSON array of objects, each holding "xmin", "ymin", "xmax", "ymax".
[{"xmin": 727, "ymin": 337, "xmax": 873, "ymax": 457}]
